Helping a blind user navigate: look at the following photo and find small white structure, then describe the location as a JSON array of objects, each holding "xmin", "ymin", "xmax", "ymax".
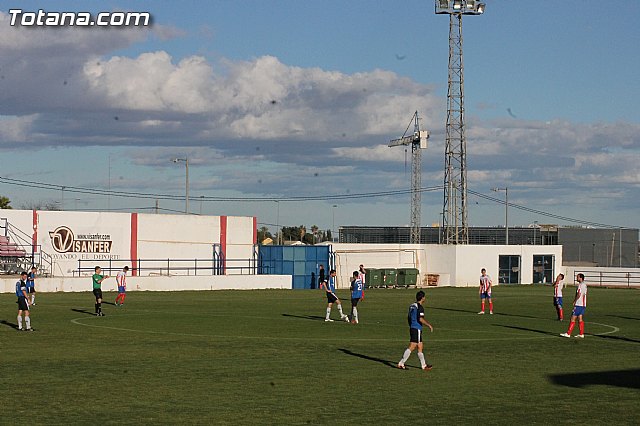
[{"xmin": 330, "ymin": 243, "xmax": 563, "ymax": 288}]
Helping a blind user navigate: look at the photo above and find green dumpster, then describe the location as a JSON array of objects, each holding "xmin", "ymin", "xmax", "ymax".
[
  {"xmin": 381, "ymin": 268, "xmax": 397, "ymax": 287},
  {"xmin": 397, "ymin": 268, "xmax": 419, "ymax": 287},
  {"xmin": 397, "ymin": 273, "xmax": 406, "ymax": 287},
  {"xmin": 365, "ymin": 269, "xmax": 383, "ymax": 287}
]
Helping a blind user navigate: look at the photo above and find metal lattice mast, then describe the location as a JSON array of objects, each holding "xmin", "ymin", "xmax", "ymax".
[
  {"xmin": 389, "ymin": 112, "xmax": 429, "ymax": 245},
  {"xmin": 442, "ymin": 12, "xmax": 469, "ymax": 244},
  {"xmin": 410, "ymin": 117, "xmax": 422, "ymax": 244}
]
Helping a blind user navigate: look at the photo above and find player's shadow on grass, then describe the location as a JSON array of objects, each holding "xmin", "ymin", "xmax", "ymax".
[
  {"xmin": 71, "ymin": 308, "xmax": 96, "ymax": 316},
  {"xmin": 494, "ymin": 324, "xmax": 558, "ymax": 336},
  {"xmin": 431, "ymin": 306, "xmax": 539, "ymax": 319},
  {"xmin": 102, "ymin": 301, "xmax": 116, "ymax": 306},
  {"xmin": 429, "ymin": 306, "xmax": 478, "ymax": 315},
  {"xmin": 589, "ymin": 334, "xmax": 640, "ymax": 344},
  {"xmin": 549, "ymin": 369, "xmax": 640, "ymax": 389},
  {"xmin": 606, "ymin": 314, "xmax": 640, "ymax": 321},
  {"xmin": 281, "ymin": 313, "xmax": 325, "ymax": 321},
  {"xmin": 0, "ymin": 319, "xmax": 19, "ymax": 330},
  {"xmin": 338, "ymin": 348, "xmax": 399, "ymax": 369}
]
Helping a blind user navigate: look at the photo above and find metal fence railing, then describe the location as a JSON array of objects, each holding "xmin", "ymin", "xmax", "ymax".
[
  {"xmin": 75, "ymin": 255, "xmax": 258, "ymax": 277},
  {"xmin": 574, "ymin": 270, "xmax": 640, "ymax": 288}
]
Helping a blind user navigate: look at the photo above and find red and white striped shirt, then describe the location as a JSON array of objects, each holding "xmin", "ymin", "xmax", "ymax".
[
  {"xmin": 554, "ymin": 278, "xmax": 564, "ymax": 298},
  {"xmin": 575, "ymin": 282, "xmax": 587, "ymax": 307},
  {"xmin": 116, "ymin": 271, "xmax": 127, "ymax": 288},
  {"xmin": 480, "ymin": 274, "xmax": 492, "ymax": 294}
]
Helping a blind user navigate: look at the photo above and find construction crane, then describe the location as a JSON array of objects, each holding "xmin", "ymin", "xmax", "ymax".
[{"xmin": 388, "ymin": 111, "xmax": 429, "ymax": 244}]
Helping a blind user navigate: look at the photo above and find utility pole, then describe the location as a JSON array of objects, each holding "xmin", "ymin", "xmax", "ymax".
[
  {"xmin": 172, "ymin": 158, "xmax": 189, "ymax": 214},
  {"xmin": 492, "ymin": 187, "xmax": 508, "ymax": 245}
]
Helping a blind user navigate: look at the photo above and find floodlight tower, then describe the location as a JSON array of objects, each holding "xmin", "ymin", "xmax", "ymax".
[
  {"xmin": 389, "ymin": 111, "xmax": 429, "ymax": 244},
  {"xmin": 436, "ymin": 0, "xmax": 485, "ymax": 244}
]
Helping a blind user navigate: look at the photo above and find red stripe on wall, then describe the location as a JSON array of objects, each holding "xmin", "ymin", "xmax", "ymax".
[
  {"xmin": 253, "ymin": 216, "xmax": 257, "ymax": 245},
  {"xmin": 220, "ymin": 215, "xmax": 227, "ymax": 275},
  {"xmin": 130, "ymin": 213, "xmax": 138, "ymax": 276}
]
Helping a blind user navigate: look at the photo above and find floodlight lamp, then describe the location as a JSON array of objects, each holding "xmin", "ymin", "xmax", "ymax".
[
  {"xmin": 435, "ymin": 0, "xmax": 448, "ymax": 13},
  {"xmin": 477, "ymin": 3, "xmax": 485, "ymax": 14},
  {"xmin": 466, "ymin": 0, "xmax": 475, "ymax": 9},
  {"xmin": 453, "ymin": 0, "xmax": 463, "ymax": 10}
]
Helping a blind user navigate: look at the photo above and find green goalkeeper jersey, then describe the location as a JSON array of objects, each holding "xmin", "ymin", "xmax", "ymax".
[{"xmin": 92, "ymin": 273, "xmax": 104, "ymax": 289}]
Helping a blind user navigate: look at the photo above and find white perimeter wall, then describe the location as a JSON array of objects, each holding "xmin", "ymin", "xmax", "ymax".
[
  {"xmin": 331, "ymin": 243, "xmax": 563, "ymax": 288},
  {"xmin": 1, "ymin": 210, "xmax": 255, "ymax": 277},
  {"xmin": 0, "ymin": 275, "xmax": 291, "ymax": 293}
]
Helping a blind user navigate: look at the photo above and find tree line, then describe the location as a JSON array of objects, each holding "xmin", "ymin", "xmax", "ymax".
[{"xmin": 257, "ymin": 225, "xmax": 333, "ymax": 245}]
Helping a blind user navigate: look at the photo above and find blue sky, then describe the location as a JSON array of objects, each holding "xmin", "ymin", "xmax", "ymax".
[{"xmin": 1, "ymin": 1, "xmax": 639, "ymax": 234}]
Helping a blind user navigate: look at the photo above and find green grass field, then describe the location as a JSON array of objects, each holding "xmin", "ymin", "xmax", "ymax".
[{"xmin": 1, "ymin": 285, "xmax": 639, "ymax": 425}]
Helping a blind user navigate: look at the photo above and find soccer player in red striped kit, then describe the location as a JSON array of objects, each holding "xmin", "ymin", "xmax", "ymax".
[
  {"xmin": 561, "ymin": 273, "xmax": 587, "ymax": 338},
  {"xmin": 115, "ymin": 266, "xmax": 129, "ymax": 306},
  {"xmin": 552, "ymin": 273, "xmax": 565, "ymax": 321},
  {"xmin": 478, "ymin": 268, "xmax": 493, "ymax": 315}
]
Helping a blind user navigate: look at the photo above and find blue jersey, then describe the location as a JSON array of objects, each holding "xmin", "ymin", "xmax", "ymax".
[
  {"xmin": 351, "ymin": 278, "xmax": 364, "ymax": 299},
  {"xmin": 327, "ymin": 276, "xmax": 336, "ymax": 293},
  {"xmin": 16, "ymin": 280, "xmax": 27, "ymax": 298},
  {"xmin": 26, "ymin": 272, "xmax": 35, "ymax": 287},
  {"xmin": 408, "ymin": 302, "xmax": 425, "ymax": 330}
]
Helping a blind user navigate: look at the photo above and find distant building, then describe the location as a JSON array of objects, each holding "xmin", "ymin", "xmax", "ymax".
[{"xmin": 338, "ymin": 225, "xmax": 639, "ymax": 268}]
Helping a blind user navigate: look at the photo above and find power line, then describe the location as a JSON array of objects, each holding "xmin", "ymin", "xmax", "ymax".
[
  {"xmin": 468, "ymin": 189, "xmax": 622, "ymax": 229},
  {"xmin": 1, "ymin": 174, "xmax": 630, "ymax": 229},
  {"xmin": 0, "ymin": 175, "xmax": 443, "ymax": 202}
]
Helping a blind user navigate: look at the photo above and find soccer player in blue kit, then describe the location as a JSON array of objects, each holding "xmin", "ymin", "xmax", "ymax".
[
  {"xmin": 397, "ymin": 291, "xmax": 433, "ymax": 371},
  {"xmin": 323, "ymin": 269, "xmax": 349, "ymax": 322},
  {"xmin": 350, "ymin": 270, "xmax": 364, "ymax": 324},
  {"xmin": 16, "ymin": 271, "xmax": 34, "ymax": 331}
]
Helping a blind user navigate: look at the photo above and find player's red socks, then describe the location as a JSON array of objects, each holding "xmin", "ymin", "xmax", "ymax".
[
  {"xmin": 480, "ymin": 301, "xmax": 485, "ymax": 312},
  {"xmin": 567, "ymin": 321, "xmax": 575, "ymax": 334},
  {"xmin": 559, "ymin": 309, "xmax": 564, "ymax": 320},
  {"xmin": 489, "ymin": 301, "xmax": 493, "ymax": 312},
  {"xmin": 579, "ymin": 321, "xmax": 584, "ymax": 335}
]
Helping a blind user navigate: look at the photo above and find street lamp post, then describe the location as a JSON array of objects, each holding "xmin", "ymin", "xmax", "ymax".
[
  {"xmin": 492, "ymin": 187, "xmax": 508, "ymax": 245},
  {"xmin": 332, "ymin": 205, "xmax": 338, "ymax": 243},
  {"xmin": 533, "ymin": 220, "xmax": 538, "ymax": 245},
  {"xmin": 274, "ymin": 200, "xmax": 280, "ymax": 245},
  {"xmin": 172, "ymin": 158, "xmax": 189, "ymax": 214}
]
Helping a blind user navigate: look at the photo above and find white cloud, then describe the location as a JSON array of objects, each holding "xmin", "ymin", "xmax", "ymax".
[
  {"xmin": 0, "ymin": 115, "xmax": 37, "ymax": 144},
  {"xmin": 81, "ymin": 53, "xmax": 442, "ymax": 141},
  {"xmin": 332, "ymin": 144, "xmax": 406, "ymax": 162}
]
